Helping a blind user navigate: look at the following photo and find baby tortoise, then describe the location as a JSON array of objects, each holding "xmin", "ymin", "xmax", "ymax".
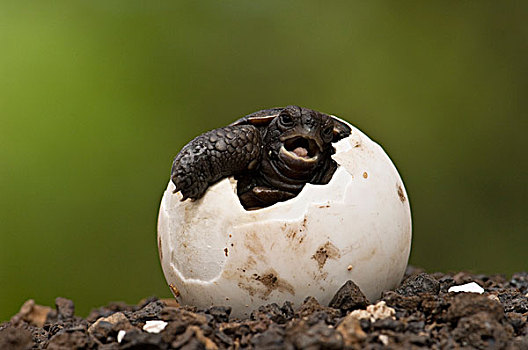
[{"xmin": 171, "ymin": 105, "xmax": 351, "ymax": 210}]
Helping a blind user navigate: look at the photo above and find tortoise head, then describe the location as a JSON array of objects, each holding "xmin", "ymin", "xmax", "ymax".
[{"xmin": 261, "ymin": 106, "xmax": 351, "ymax": 178}]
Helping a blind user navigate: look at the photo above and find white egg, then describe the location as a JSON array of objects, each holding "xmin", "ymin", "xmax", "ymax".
[{"xmin": 157, "ymin": 119, "xmax": 412, "ymax": 318}]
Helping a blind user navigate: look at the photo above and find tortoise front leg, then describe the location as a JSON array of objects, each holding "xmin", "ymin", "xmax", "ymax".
[{"xmin": 171, "ymin": 125, "xmax": 262, "ymax": 200}]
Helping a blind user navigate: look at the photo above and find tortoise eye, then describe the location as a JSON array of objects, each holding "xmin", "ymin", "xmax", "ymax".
[
  {"xmin": 279, "ymin": 113, "xmax": 294, "ymax": 127},
  {"xmin": 321, "ymin": 125, "xmax": 333, "ymax": 141}
]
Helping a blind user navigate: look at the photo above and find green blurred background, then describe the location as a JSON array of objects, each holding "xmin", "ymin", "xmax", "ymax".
[{"xmin": 1, "ymin": 1, "xmax": 527, "ymax": 321}]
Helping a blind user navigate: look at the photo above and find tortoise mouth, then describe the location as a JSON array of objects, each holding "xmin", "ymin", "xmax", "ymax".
[{"xmin": 279, "ymin": 136, "xmax": 320, "ymax": 166}]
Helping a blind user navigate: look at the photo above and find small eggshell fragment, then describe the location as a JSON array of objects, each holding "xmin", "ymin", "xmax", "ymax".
[
  {"xmin": 117, "ymin": 330, "xmax": 126, "ymax": 343},
  {"xmin": 379, "ymin": 334, "xmax": 390, "ymax": 346},
  {"xmin": 143, "ymin": 320, "xmax": 168, "ymax": 334},
  {"xmin": 448, "ymin": 282, "xmax": 485, "ymax": 294},
  {"xmin": 350, "ymin": 301, "xmax": 396, "ymax": 323},
  {"xmin": 158, "ymin": 119, "xmax": 412, "ymax": 318}
]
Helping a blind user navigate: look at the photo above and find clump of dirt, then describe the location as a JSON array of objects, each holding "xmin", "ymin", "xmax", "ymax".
[{"xmin": 2, "ymin": 267, "xmax": 527, "ymax": 349}]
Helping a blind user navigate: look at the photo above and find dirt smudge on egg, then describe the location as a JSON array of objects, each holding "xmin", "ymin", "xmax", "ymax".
[
  {"xmin": 312, "ymin": 241, "xmax": 341, "ymax": 269},
  {"xmin": 397, "ymin": 185, "xmax": 406, "ymax": 202},
  {"xmin": 243, "ymin": 231, "xmax": 268, "ymax": 264},
  {"xmin": 255, "ymin": 269, "xmax": 295, "ymax": 298},
  {"xmin": 234, "ymin": 267, "xmax": 295, "ymax": 300},
  {"xmin": 158, "ymin": 236, "xmax": 163, "ymax": 261},
  {"xmin": 169, "ymin": 283, "xmax": 181, "ymax": 298}
]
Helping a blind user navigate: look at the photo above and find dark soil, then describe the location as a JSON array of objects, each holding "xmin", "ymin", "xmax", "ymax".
[{"xmin": 2, "ymin": 267, "xmax": 528, "ymax": 349}]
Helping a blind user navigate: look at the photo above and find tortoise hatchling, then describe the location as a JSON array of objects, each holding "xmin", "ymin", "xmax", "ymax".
[
  {"xmin": 171, "ymin": 105, "xmax": 352, "ymax": 209},
  {"xmin": 158, "ymin": 110, "xmax": 412, "ymax": 317}
]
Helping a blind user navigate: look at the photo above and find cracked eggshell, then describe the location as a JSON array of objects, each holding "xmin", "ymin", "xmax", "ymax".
[{"xmin": 157, "ymin": 119, "xmax": 412, "ymax": 318}]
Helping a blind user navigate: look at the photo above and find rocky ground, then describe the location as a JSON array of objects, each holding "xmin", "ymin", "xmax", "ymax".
[{"xmin": 1, "ymin": 267, "xmax": 528, "ymax": 349}]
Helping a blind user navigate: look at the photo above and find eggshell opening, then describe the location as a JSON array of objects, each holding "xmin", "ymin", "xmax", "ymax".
[{"xmin": 158, "ymin": 121, "xmax": 412, "ymax": 318}]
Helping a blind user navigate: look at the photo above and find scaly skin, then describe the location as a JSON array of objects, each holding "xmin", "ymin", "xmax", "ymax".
[
  {"xmin": 171, "ymin": 106, "xmax": 351, "ymax": 209},
  {"xmin": 171, "ymin": 125, "xmax": 262, "ymax": 200}
]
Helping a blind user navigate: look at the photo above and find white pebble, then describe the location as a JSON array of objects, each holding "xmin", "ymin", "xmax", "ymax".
[
  {"xmin": 487, "ymin": 294, "xmax": 500, "ymax": 302},
  {"xmin": 349, "ymin": 301, "xmax": 396, "ymax": 323},
  {"xmin": 143, "ymin": 320, "xmax": 168, "ymax": 334},
  {"xmin": 448, "ymin": 282, "xmax": 484, "ymax": 294},
  {"xmin": 379, "ymin": 334, "xmax": 389, "ymax": 345},
  {"xmin": 117, "ymin": 330, "xmax": 126, "ymax": 343}
]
